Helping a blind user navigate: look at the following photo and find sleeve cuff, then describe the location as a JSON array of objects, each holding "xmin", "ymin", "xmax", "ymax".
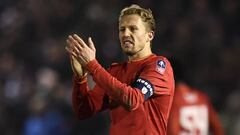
[
  {"xmin": 73, "ymin": 74, "xmax": 87, "ymax": 84},
  {"xmin": 86, "ymin": 59, "xmax": 100, "ymax": 74}
]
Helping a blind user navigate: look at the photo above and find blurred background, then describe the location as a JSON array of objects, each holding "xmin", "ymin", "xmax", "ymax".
[{"xmin": 0, "ymin": 0, "xmax": 239, "ymax": 134}]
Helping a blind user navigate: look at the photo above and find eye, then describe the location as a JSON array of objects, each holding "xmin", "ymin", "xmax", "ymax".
[
  {"xmin": 130, "ymin": 26, "xmax": 138, "ymax": 32},
  {"xmin": 119, "ymin": 27, "xmax": 125, "ymax": 32}
]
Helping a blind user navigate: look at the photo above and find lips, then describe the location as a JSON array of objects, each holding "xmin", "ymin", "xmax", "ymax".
[
  {"xmin": 122, "ymin": 41, "xmax": 133, "ymax": 48},
  {"xmin": 122, "ymin": 38, "xmax": 134, "ymax": 47},
  {"xmin": 124, "ymin": 40, "xmax": 133, "ymax": 44}
]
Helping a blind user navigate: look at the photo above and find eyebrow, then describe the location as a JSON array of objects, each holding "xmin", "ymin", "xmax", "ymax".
[{"xmin": 119, "ymin": 25, "xmax": 138, "ymax": 28}]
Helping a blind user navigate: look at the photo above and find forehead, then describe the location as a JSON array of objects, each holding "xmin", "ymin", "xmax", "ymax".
[{"xmin": 119, "ymin": 14, "xmax": 145, "ymax": 27}]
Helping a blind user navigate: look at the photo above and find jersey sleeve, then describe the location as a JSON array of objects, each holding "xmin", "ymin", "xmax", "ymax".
[
  {"xmin": 85, "ymin": 58, "xmax": 174, "ymax": 111},
  {"xmin": 167, "ymin": 93, "xmax": 181, "ymax": 135},
  {"xmin": 137, "ymin": 57, "xmax": 175, "ymax": 97},
  {"xmin": 72, "ymin": 76, "xmax": 109, "ymax": 119}
]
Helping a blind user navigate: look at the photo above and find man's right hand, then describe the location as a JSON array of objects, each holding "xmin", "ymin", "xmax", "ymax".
[
  {"xmin": 70, "ymin": 55, "xmax": 86, "ymax": 78},
  {"xmin": 66, "ymin": 38, "xmax": 87, "ymax": 79}
]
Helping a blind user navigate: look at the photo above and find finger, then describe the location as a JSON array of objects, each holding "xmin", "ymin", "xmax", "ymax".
[
  {"xmin": 65, "ymin": 46, "xmax": 78, "ymax": 58},
  {"xmin": 69, "ymin": 55, "xmax": 74, "ymax": 67},
  {"xmin": 66, "ymin": 39, "xmax": 77, "ymax": 54},
  {"xmin": 68, "ymin": 35, "xmax": 77, "ymax": 44},
  {"xmin": 69, "ymin": 55, "xmax": 81, "ymax": 76},
  {"xmin": 66, "ymin": 39, "xmax": 74, "ymax": 51},
  {"xmin": 66, "ymin": 39, "xmax": 73, "ymax": 48},
  {"xmin": 88, "ymin": 37, "xmax": 95, "ymax": 50},
  {"xmin": 65, "ymin": 45, "xmax": 74, "ymax": 55},
  {"xmin": 69, "ymin": 55, "xmax": 73, "ymax": 62},
  {"xmin": 73, "ymin": 34, "xmax": 88, "ymax": 48},
  {"xmin": 67, "ymin": 37, "xmax": 82, "ymax": 53},
  {"xmin": 72, "ymin": 42, "xmax": 82, "ymax": 54}
]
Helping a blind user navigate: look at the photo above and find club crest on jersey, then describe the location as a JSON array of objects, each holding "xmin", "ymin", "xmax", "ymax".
[{"xmin": 156, "ymin": 60, "xmax": 166, "ymax": 74}]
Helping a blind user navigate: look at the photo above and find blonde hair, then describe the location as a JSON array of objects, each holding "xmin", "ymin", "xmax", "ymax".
[{"xmin": 119, "ymin": 4, "xmax": 156, "ymax": 32}]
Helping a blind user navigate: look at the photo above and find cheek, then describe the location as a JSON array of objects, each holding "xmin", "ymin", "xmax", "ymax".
[
  {"xmin": 136, "ymin": 33, "xmax": 148, "ymax": 43},
  {"xmin": 119, "ymin": 34, "xmax": 122, "ymax": 42}
]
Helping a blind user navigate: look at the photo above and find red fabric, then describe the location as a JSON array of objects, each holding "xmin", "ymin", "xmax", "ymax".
[
  {"xmin": 167, "ymin": 83, "xmax": 224, "ymax": 135},
  {"xmin": 72, "ymin": 54, "xmax": 175, "ymax": 135}
]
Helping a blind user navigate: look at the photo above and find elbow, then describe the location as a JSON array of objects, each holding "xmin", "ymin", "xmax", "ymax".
[
  {"xmin": 73, "ymin": 103, "xmax": 96, "ymax": 120},
  {"xmin": 125, "ymin": 104, "xmax": 139, "ymax": 112},
  {"xmin": 76, "ymin": 112, "xmax": 93, "ymax": 120},
  {"xmin": 74, "ymin": 109, "xmax": 95, "ymax": 120},
  {"xmin": 122, "ymin": 92, "xmax": 143, "ymax": 111},
  {"xmin": 123, "ymin": 101, "xmax": 139, "ymax": 111}
]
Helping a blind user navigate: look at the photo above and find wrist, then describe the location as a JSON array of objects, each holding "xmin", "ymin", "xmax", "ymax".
[{"xmin": 74, "ymin": 72, "xmax": 88, "ymax": 84}]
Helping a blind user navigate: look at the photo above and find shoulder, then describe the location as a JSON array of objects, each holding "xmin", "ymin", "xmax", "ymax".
[
  {"xmin": 108, "ymin": 62, "xmax": 126, "ymax": 71},
  {"xmin": 110, "ymin": 62, "xmax": 120, "ymax": 67},
  {"xmin": 109, "ymin": 62, "xmax": 125, "ymax": 68},
  {"xmin": 193, "ymin": 88, "xmax": 210, "ymax": 102},
  {"xmin": 146, "ymin": 55, "xmax": 171, "ymax": 66},
  {"xmin": 155, "ymin": 56, "xmax": 171, "ymax": 66},
  {"xmin": 144, "ymin": 55, "xmax": 172, "ymax": 73}
]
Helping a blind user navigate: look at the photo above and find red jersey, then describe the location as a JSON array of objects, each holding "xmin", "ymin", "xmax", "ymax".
[
  {"xmin": 167, "ymin": 83, "xmax": 224, "ymax": 135},
  {"xmin": 72, "ymin": 54, "xmax": 175, "ymax": 135}
]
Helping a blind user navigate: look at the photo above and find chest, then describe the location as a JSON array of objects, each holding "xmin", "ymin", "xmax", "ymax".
[{"xmin": 111, "ymin": 63, "xmax": 143, "ymax": 85}]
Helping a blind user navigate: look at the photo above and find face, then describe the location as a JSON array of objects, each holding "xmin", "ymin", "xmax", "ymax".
[{"xmin": 119, "ymin": 14, "xmax": 153, "ymax": 56}]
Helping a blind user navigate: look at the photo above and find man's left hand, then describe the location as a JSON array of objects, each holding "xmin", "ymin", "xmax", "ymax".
[{"xmin": 65, "ymin": 34, "xmax": 96, "ymax": 67}]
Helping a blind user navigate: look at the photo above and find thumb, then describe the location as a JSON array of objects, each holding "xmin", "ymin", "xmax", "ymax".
[
  {"xmin": 69, "ymin": 55, "xmax": 74, "ymax": 65},
  {"xmin": 88, "ymin": 37, "xmax": 95, "ymax": 50}
]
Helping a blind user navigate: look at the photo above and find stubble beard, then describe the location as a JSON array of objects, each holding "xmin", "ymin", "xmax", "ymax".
[
  {"xmin": 124, "ymin": 51, "xmax": 135, "ymax": 56},
  {"xmin": 123, "ymin": 46, "xmax": 145, "ymax": 57}
]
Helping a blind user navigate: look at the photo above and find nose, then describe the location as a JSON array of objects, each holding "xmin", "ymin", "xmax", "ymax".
[{"xmin": 122, "ymin": 28, "xmax": 131, "ymax": 37}]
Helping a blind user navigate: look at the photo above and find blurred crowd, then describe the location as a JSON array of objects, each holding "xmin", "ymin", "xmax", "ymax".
[{"xmin": 0, "ymin": 0, "xmax": 239, "ymax": 134}]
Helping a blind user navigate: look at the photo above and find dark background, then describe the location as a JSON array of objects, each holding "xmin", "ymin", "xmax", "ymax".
[{"xmin": 0, "ymin": 0, "xmax": 239, "ymax": 134}]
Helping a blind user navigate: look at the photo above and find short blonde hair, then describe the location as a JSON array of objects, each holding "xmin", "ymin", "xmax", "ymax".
[{"xmin": 119, "ymin": 4, "xmax": 156, "ymax": 32}]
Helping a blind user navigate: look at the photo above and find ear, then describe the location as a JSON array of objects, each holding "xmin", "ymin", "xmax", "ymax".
[{"xmin": 147, "ymin": 31, "xmax": 154, "ymax": 42}]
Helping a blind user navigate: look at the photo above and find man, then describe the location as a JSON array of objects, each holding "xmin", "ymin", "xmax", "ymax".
[
  {"xmin": 167, "ymin": 58, "xmax": 224, "ymax": 135},
  {"xmin": 66, "ymin": 4, "xmax": 175, "ymax": 135}
]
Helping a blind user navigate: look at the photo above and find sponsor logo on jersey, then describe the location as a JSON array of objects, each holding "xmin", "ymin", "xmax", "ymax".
[{"xmin": 156, "ymin": 60, "xmax": 166, "ymax": 74}]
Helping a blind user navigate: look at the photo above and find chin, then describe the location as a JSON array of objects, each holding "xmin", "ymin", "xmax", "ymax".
[{"xmin": 123, "ymin": 50, "xmax": 135, "ymax": 56}]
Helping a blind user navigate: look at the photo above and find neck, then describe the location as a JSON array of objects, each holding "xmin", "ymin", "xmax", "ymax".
[
  {"xmin": 128, "ymin": 43, "xmax": 152, "ymax": 61},
  {"xmin": 128, "ymin": 45, "xmax": 152, "ymax": 61}
]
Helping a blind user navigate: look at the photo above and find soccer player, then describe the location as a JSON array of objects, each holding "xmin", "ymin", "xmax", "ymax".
[
  {"xmin": 66, "ymin": 4, "xmax": 175, "ymax": 135},
  {"xmin": 167, "ymin": 58, "xmax": 224, "ymax": 135}
]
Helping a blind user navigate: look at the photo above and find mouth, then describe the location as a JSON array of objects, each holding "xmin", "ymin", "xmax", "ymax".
[{"xmin": 122, "ymin": 39, "xmax": 134, "ymax": 48}]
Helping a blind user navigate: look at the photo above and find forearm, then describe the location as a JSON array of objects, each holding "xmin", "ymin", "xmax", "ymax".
[
  {"xmin": 72, "ymin": 76, "xmax": 93, "ymax": 119},
  {"xmin": 72, "ymin": 75, "xmax": 109, "ymax": 118},
  {"xmin": 86, "ymin": 60, "xmax": 144, "ymax": 110}
]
